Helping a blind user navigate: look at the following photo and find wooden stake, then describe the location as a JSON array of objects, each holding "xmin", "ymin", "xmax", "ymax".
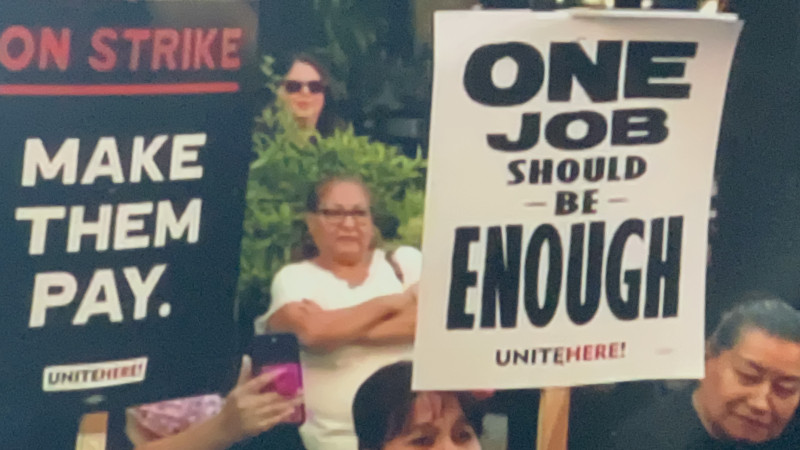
[
  {"xmin": 536, "ymin": 387, "xmax": 571, "ymax": 450},
  {"xmin": 699, "ymin": 0, "xmax": 720, "ymax": 12},
  {"xmin": 75, "ymin": 412, "xmax": 108, "ymax": 450}
]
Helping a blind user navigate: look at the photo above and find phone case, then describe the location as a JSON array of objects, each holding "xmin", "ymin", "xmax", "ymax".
[{"xmin": 250, "ymin": 334, "xmax": 305, "ymax": 425}]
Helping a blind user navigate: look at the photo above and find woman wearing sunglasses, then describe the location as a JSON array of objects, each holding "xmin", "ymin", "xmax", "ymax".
[
  {"xmin": 255, "ymin": 176, "xmax": 422, "ymax": 450},
  {"xmin": 280, "ymin": 54, "xmax": 342, "ymax": 137}
]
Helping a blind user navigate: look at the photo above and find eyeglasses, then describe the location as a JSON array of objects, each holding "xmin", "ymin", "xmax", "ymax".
[
  {"xmin": 315, "ymin": 208, "xmax": 371, "ymax": 224},
  {"xmin": 283, "ymin": 80, "xmax": 325, "ymax": 94}
]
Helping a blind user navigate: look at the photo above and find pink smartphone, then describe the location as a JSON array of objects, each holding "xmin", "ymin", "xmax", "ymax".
[{"xmin": 249, "ymin": 333, "xmax": 305, "ymax": 425}]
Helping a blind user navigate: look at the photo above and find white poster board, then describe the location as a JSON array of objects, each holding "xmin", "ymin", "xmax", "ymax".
[{"xmin": 413, "ymin": 9, "xmax": 742, "ymax": 390}]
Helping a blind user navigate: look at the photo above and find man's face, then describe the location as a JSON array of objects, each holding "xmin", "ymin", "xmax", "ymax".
[{"xmin": 697, "ymin": 328, "xmax": 800, "ymax": 443}]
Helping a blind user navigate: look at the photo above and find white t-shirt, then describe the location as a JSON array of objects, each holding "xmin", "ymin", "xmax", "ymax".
[{"xmin": 254, "ymin": 247, "xmax": 422, "ymax": 450}]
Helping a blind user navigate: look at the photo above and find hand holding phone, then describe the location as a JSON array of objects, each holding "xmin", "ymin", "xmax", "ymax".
[
  {"xmin": 249, "ymin": 334, "xmax": 305, "ymax": 425},
  {"xmin": 213, "ymin": 356, "xmax": 303, "ymax": 444}
]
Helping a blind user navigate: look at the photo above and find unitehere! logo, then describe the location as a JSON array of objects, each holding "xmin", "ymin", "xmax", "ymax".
[{"xmin": 42, "ymin": 357, "xmax": 147, "ymax": 392}]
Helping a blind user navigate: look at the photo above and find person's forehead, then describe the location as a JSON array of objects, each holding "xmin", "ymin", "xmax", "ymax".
[
  {"xmin": 287, "ymin": 61, "xmax": 321, "ymax": 81},
  {"xmin": 320, "ymin": 182, "xmax": 369, "ymax": 205},
  {"xmin": 409, "ymin": 392, "xmax": 462, "ymax": 425},
  {"xmin": 731, "ymin": 328, "xmax": 800, "ymax": 377}
]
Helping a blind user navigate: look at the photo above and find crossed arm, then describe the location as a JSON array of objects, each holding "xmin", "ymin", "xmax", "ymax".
[
  {"xmin": 267, "ymin": 285, "xmax": 419, "ymax": 352},
  {"xmin": 359, "ymin": 296, "xmax": 418, "ymax": 345}
]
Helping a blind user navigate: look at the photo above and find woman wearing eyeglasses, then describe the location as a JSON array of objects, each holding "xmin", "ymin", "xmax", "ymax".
[
  {"xmin": 279, "ymin": 54, "xmax": 342, "ymax": 137},
  {"xmin": 254, "ymin": 176, "xmax": 421, "ymax": 450}
]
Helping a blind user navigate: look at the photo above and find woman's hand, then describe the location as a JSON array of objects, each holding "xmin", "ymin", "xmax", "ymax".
[
  {"xmin": 359, "ymin": 296, "xmax": 418, "ymax": 345},
  {"xmin": 213, "ymin": 356, "xmax": 303, "ymax": 445},
  {"xmin": 383, "ymin": 287, "xmax": 417, "ymax": 314},
  {"xmin": 269, "ymin": 293, "xmax": 418, "ymax": 352},
  {"xmin": 132, "ymin": 356, "xmax": 303, "ymax": 450},
  {"xmin": 300, "ymin": 299, "xmax": 324, "ymax": 314}
]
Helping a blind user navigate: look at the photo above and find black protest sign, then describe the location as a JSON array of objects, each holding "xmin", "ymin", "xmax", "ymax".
[{"xmin": 0, "ymin": 0, "xmax": 259, "ymax": 412}]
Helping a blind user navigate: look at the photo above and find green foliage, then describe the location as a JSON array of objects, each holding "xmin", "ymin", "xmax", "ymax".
[
  {"xmin": 309, "ymin": 0, "xmax": 387, "ymax": 101},
  {"xmin": 237, "ymin": 57, "xmax": 427, "ymax": 306}
]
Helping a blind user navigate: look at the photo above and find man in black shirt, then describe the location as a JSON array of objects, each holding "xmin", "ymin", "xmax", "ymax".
[{"xmin": 611, "ymin": 297, "xmax": 800, "ymax": 449}]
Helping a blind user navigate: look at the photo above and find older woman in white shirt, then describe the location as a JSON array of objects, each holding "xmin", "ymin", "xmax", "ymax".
[{"xmin": 255, "ymin": 176, "xmax": 420, "ymax": 450}]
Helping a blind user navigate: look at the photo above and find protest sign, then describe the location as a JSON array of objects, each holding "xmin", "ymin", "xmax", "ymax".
[
  {"xmin": 0, "ymin": 0, "xmax": 259, "ymax": 420},
  {"xmin": 413, "ymin": 9, "xmax": 742, "ymax": 390}
]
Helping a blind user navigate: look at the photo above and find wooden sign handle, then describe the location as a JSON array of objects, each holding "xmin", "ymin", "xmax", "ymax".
[
  {"xmin": 536, "ymin": 387, "xmax": 571, "ymax": 450},
  {"xmin": 75, "ymin": 412, "xmax": 108, "ymax": 450}
]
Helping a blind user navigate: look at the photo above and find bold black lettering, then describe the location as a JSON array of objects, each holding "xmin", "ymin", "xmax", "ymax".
[
  {"xmin": 481, "ymin": 226, "xmax": 522, "ymax": 329},
  {"xmin": 463, "ymin": 42, "xmax": 545, "ymax": 106},
  {"xmin": 545, "ymin": 111, "xmax": 607, "ymax": 150},
  {"xmin": 540, "ymin": 347, "xmax": 552, "ymax": 363},
  {"xmin": 555, "ymin": 191, "xmax": 579, "ymax": 215},
  {"xmin": 608, "ymin": 157, "xmax": 621, "ymax": 181},
  {"xmin": 531, "ymin": 159, "xmax": 553, "ymax": 184},
  {"xmin": 513, "ymin": 349, "xmax": 530, "ymax": 364},
  {"xmin": 612, "ymin": 108, "xmax": 669, "ymax": 145},
  {"xmin": 584, "ymin": 158, "xmax": 605, "ymax": 182},
  {"xmin": 556, "ymin": 159, "xmax": 580, "ymax": 183},
  {"xmin": 624, "ymin": 42, "xmax": 697, "ymax": 99},
  {"xmin": 496, "ymin": 350, "xmax": 511, "ymax": 366},
  {"xmin": 447, "ymin": 227, "xmax": 480, "ymax": 329},
  {"xmin": 625, "ymin": 156, "xmax": 647, "ymax": 180},
  {"xmin": 549, "ymin": 40, "xmax": 622, "ymax": 102},
  {"xmin": 508, "ymin": 159, "xmax": 526, "ymax": 185},
  {"xmin": 606, "ymin": 219, "xmax": 644, "ymax": 320},
  {"xmin": 524, "ymin": 225, "xmax": 562, "ymax": 327},
  {"xmin": 583, "ymin": 189, "xmax": 599, "ymax": 214},
  {"xmin": 645, "ymin": 217, "xmax": 683, "ymax": 318},
  {"xmin": 488, "ymin": 113, "xmax": 541, "ymax": 151},
  {"xmin": 566, "ymin": 222, "xmax": 604, "ymax": 325}
]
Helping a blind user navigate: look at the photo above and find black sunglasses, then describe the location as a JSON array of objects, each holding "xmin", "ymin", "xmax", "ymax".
[{"xmin": 283, "ymin": 80, "xmax": 326, "ymax": 94}]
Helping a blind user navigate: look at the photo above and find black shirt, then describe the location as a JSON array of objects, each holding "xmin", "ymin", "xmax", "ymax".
[{"xmin": 609, "ymin": 387, "xmax": 792, "ymax": 450}]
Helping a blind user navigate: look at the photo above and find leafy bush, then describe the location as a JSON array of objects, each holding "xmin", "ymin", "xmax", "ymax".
[{"xmin": 237, "ymin": 57, "xmax": 427, "ymax": 310}]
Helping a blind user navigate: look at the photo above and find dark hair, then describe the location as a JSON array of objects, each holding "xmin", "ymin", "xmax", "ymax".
[
  {"xmin": 298, "ymin": 176, "xmax": 374, "ymax": 260},
  {"xmin": 290, "ymin": 53, "xmax": 331, "ymax": 87},
  {"xmin": 286, "ymin": 53, "xmax": 342, "ymax": 137},
  {"xmin": 708, "ymin": 293, "xmax": 800, "ymax": 357},
  {"xmin": 352, "ymin": 361, "xmax": 484, "ymax": 450},
  {"xmin": 305, "ymin": 175, "xmax": 372, "ymax": 213}
]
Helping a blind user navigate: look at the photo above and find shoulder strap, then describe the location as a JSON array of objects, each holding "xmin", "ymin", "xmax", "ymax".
[{"xmin": 385, "ymin": 250, "xmax": 404, "ymax": 284}]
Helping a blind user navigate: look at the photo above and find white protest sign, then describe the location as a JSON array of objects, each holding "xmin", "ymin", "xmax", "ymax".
[{"xmin": 413, "ymin": 10, "xmax": 742, "ymax": 390}]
